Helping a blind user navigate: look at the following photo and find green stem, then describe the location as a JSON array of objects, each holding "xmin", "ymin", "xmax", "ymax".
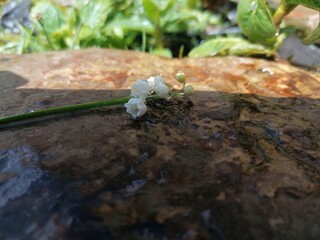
[
  {"xmin": 72, "ymin": 21, "xmax": 83, "ymax": 49},
  {"xmin": 272, "ymin": 0, "xmax": 297, "ymax": 28},
  {"xmin": 38, "ymin": 20, "xmax": 55, "ymax": 50},
  {"xmin": 0, "ymin": 96, "xmax": 130, "ymax": 126},
  {"xmin": 72, "ymin": 9, "xmax": 83, "ymax": 49},
  {"xmin": 154, "ymin": 13, "xmax": 163, "ymax": 49},
  {"xmin": 178, "ymin": 45, "xmax": 184, "ymax": 59},
  {"xmin": 142, "ymin": 30, "xmax": 147, "ymax": 52}
]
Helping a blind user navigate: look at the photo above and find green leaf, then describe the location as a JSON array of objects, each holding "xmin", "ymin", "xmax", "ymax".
[
  {"xmin": 303, "ymin": 22, "xmax": 320, "ymax": 44},
  {"xmin": 285, "ymin": 0, "xmax": 320, "ymax": 10},
  {"xmin": 142, "ymin": 0, "xmax": 175, "ymax": 22},
  {"xmin": 237, "ymin": 0, "xmax": 277, "ymax": 46},
  {"xmin": 79, "ymin": 0, "xmax": 112, "ymax": 28},
  {"xmin": 142, "ymin": 0, "xmax": 160, "ymax": 23},
  {"xmin": 151, "ymin": 48, "xmax": 173, "ymax": 58},
  {"xmin": 78, "ymin": 26, "xmax": 108, "ymax": 48},
  {"xmin": 106, "ymin": 18, "xmax": 154, "ymax": 33},
  {"xmin": 158, "ymin": 0, "xmax": 176, "ymax": 15},
  {"xmin": 188, "ymin": 37, "xmax": 275, "ymax": 57},
  {"xmin": 31, "ymin": 2, "xmax": 63, "ymax": 34}
]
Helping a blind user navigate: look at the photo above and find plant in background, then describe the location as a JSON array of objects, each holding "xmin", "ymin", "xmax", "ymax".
[
  {"xmin": 189, "ymin": 0, "xmax": 320, "ymax": 58},
  {"xmin": 237, "ymin": 0, "xmax": 320, "ymax": 46},
  {"xmin": 2, "ymin": 0, "xmax": 318, "ymax": 58},
  {"xmin": 272, "ymin": 0, "xmax": 320, "ymax": 44},
  {"xmin": 0, "ymin": 0, "xmax": 220, "ymax": 56}
]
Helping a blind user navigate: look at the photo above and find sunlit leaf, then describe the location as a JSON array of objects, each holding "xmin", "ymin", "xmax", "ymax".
[
  {"xmin": 31, "ymin": 2, "xmax": 63, "ymax": 34},
  {"xmin": 187, "ymin": 0, "xmax": 201, "ymax": 9},
  {"xmin": 78, "ymin": 26, "xmax": 107, "ymax": 48},
  {"xmin": 51, "ymin": 26, "xmax": 74, "ymax": 48},
  {"xmin": 159, "ymin": 0, "xmax": 175, "ymax": 14},
  {"xmin": 142, "ymin": 0, "xmax": 175, "ymax": 16},
  {"xmin": 285, "ymin": 0, "xmax": 320, "ymax": 10},
  {"xmin": 151, "ymin": 48, "xmax": 173, "ymax": 57},
  {"xmin": 188, "ymin": 37, "xmax": 275, "ymax": 57},
  {"xmin": 106, "ymin": 18, "xmax": 154, "ymax": 33},
  {"xmin": 237, "ymin": 0, "xmax": 277, "ymax": 46},
  {"xmin": 79, "ymin": 0, "xmax": 112, "ymax": 28},
  {"xmin": 142, "ymin": 0, "xmax": 159, "ymax": 23}
]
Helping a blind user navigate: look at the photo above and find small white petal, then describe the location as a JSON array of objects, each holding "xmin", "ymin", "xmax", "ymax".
[
  {"xmin": 147, "ymin": 75, "xmax": 165, "ymax": 91},
  {"xmin": 131, "ymin": 80, "xmax": 151, "ymax": 99},
  {"xmin": 154, "ymin": 75, "xmax": 165, "ymax": 85},
  {"xmin": 125, "ymin": 98, "xmax": 147, "ymax": 118},
  {"xmin": 147, "ymin": 77, "xmax": 156, "ymax": 90},
  {"xmin": 147, "ymin": 75, "xmax": 169, "ymax": 98},
  {"xmin": 155, "ymin": 83, "xmax": 170, "ymax": 98}
]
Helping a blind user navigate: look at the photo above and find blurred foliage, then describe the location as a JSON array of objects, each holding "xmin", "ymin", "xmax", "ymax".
[
  {"xmin": 237, "ymin": 0, "xmax": 277, "ymax": 47},
  {"xmin": 236, "ymin": 0, "xmax": 320, "ymax": 47},
  {"xmin": 0, "ymin": 0, "xmax": 220, "ymax": 56},
  {"xmin": 1, "ymin": 0, "xmax": 319, "ymax": 58},
  {"xmin": 189, "ymin": 37, "xmax": 276, "ymax": 57},
  {"xmin": 192, "ymin": 0, "xmax": 320, "ymax": 58}
]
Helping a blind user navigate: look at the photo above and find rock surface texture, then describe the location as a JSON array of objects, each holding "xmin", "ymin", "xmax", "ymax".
[{"xmin": 0, "ymin": 49, "xmax": 320, "ymax": 240}]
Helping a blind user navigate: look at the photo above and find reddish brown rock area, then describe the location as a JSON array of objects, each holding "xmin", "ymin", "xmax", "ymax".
[{"xmin": 0, "ymin": 49, "xmax": 320, "ymax": 239}]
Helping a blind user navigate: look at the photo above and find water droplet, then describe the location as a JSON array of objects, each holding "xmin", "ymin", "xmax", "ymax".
[
  {"xmin": 125, "ymin": 179, "xmax": 145, "ymax": 196},
  {"xmin": 258, "ymin": 68, "xmax": 274, "ymax": 75},
  {"xmin": 213, "ymin": 131, "xmax": 221, "ymax": 139},
  {"xmin": 201, "ymin": 209, "xmax": 211, "ymax": 226},
  {"xmin": 25, "ymin": 109, "xmax": 35, "ymax": 113},
  {"xmin": 158, "ymin": 171, "xmax": 166, "ymax": 185},
  {"xmin": 140, "ymin": 152, "xmax": 150, "ymax": 161},
  {"xmin": 36, "ymin": 102, "xmax": 45, "ymax": 106},
  {"xmin": 228, "ymin": 133, "xmax": 236, "ymax": 140},
  {"xmin": 128, "ymin": 165, "xmax": 136, "ymax": 175},
  {"xmin": 264, "ymin": 124, "xmax": 279, "ymax": 138}
]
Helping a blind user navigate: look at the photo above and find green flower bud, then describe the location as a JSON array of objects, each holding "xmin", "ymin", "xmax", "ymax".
[
  {"xmin": 175, "ymin": 71, "xmax": 186, "ymax": 84},
  {"xmin": 184, "ymin": 85, "xmax": 194, "ymax": 95}
]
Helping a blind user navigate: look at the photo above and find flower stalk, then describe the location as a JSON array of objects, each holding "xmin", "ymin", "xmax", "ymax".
[
  {"xmin": 0, "ymin": 96, "xmax": 131, "ymax": 125},
  {"xmin": 0, "ymin": 72, "xmax": 193, "ymax": 126},
  {"xmin": 272, "ymin": 0, "xmax": 297, "ymax": 28}
]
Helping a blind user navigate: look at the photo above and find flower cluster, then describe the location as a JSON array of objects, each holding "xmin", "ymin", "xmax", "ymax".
[
  {"xmin": 125, "ymin": 72, "xmax": 193, "ymax": 119},
  {"xmin": 125, "ymin": 75, "xmax": 169, "ymax": 118}
]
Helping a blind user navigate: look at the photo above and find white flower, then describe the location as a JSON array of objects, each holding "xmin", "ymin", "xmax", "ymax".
[
  {"xmin": 147, "ymin": 75, "xmax": 170, "ymax": 98},
  {"xmin": 131, "ymin": 80, "xmax": 151, "ymax": 99},
  {"xmin": 147, "ymin": 76, "xmax": 164, "ymax": 89},
  {"xmin": 155, "ymin": 82, "xmax": 170, "ymax": 98},
  {"xmin": 125, "ymin": 98, "xmax": 147, "ymax": 118}
]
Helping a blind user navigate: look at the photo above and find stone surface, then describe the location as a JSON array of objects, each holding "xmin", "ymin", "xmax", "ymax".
[
  {"xmin": 278, "ymin": 35, "xmax": 320, "ymax": 69},
  {"xmin": 0, "ymin": 49, "xmax": 320, "ymax": 239}
]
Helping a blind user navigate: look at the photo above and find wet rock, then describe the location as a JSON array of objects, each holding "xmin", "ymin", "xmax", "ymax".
[{"xmin": 0, "ymin": 49, "xmax": 320, "ymax": 239}]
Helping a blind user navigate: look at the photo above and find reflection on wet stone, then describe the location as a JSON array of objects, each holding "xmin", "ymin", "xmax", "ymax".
[
  {"xmin": 0, "ymin": 146, "xmax": 42, "ymax": 208},
  {"xmin": 0, "ymin": 49, "xmax": 320, "ymax": 239}
]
